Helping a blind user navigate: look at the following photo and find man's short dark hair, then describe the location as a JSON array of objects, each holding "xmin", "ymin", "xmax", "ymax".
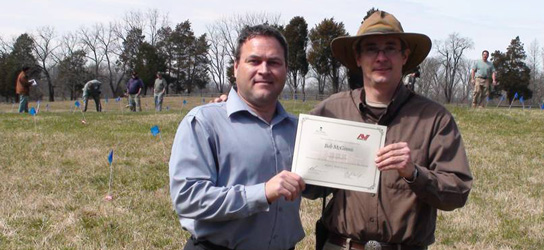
[
  {"xmin": 482, "ymin": 50, "xmax": 489, "ymax": 55},
  {"xmin": 22, "ymin": 66, "xmax": 30, "ymax": 72},
  {"xmin": 234, "ymin": 24, "xmax": 288, "ymax": 66}
]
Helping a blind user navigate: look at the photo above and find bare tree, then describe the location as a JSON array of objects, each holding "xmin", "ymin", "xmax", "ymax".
[
  {"xmin": 32, "ymin": 26, "xmax": 60, "ymax": 101},
  {"xmin": 60, "ymin": 32, "xmax": 80, "ymax": 57},
  {"xmin": 207, "ymin": 12, "xmax": 282, "ymax": 88},
  {"xmin": 58, "ymin": 32, "xmax": 85, "ymax": 99},
  {"xmin": 79, "ymin": 24, "xmax": 104, "ymax": 78},
  {"xmin": 308, "ymin": 66, "xmax": 328, "ymax": 94},
  {"xmin": 0, "ymin": 36, "xmax": 11, "ymax": 55},
  {"xmin": 418, "ymin": 57, "xmax": 443, "ymax": 101},
  {"xmin": 219, "ymin": 12, "xmax": 282, "ymax": 57},
  {"xmin": 146, "ymin": 9, "xmax": 169, "ymax": 46},
  {"xmin": 434, "ymin": 33, "xmax": 474, "ymax": 103},
  {"xmin": 123, "ymin": 10, "xmax": 146, "ymax": 36},
  {"xmin": 206, "ymin": 25, "xmax": 228, "ymax": 93},
  {"xmin": 455, "ymin": 59, "xmax": 472, "ymax": 103},
  {"xmin": 96, "ymin": 22, "xmax": 125, "ymax": 96},
  {"xmin": 527, "ymin": 39, "xmax": 543, "ymax": 103},
  {"xmin": 111, "ymin": 12, "xmax": 145, "ymax": 94}
]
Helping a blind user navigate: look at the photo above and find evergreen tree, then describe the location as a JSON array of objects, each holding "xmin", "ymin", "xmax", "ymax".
[
  {"xmin": 308, "ymin": 18, "xmax": 348, "ymax": 93},
  {"xmin": 0, "ymin": 34, "xmax": 39, "ymax": 101},
  {"xmin": 491, "ymin": 36, "xmax": 532, "ymax": 101},
  {"xmin": 283, "ymin": 16, "xmax": 309, "ymax": 97},
  {"xmin": 134, "ymin": 42, "xmax": 167, "ymax": 95},
  {"xmin": 57, "ymin": 50, "xmax": 89, "ymax": 100}
]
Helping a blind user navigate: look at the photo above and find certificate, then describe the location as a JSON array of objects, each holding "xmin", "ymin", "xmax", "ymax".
[{"xmin": 292, "ymin": 114, "xmax": 387, "ymax": 193}]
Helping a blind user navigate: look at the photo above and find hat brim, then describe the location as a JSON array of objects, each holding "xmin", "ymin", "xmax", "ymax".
[{"xmin": 331, "ymin": 33, "xmax": 431, "ymax": 74}]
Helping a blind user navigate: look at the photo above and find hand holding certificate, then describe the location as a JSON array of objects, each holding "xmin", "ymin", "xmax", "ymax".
[{"xmin": 292, "ymin": 114, "xmax": 387, "ymax": 193}]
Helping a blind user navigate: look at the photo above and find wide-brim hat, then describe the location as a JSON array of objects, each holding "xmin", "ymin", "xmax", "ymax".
[{"xmin": 331, "ymin": 11, "xmax": 431, "ymax": 74}]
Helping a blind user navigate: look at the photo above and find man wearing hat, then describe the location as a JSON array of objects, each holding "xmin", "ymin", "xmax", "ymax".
[{"xmin": 305, "ymin": 11, "xmax": 473, "ymax": 250}]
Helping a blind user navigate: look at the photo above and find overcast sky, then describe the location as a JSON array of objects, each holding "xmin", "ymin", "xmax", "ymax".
[{"xmin": 2, "ymin": 0, "xmax": 544, "ymax": 60}]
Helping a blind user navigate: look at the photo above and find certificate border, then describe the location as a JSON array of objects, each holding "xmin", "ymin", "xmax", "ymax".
[{"xmin": 292, "ymin": 114, "xmax": 387, "ymax": 193}]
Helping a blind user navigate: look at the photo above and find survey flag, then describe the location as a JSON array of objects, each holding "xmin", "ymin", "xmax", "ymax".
[
  {"xmin": 108, "ymin": 149, "xmax": 114, "ymax": 164},
  {"xmin": 150, "ymin": 125, "xmax": 160, "ymax": 136}
]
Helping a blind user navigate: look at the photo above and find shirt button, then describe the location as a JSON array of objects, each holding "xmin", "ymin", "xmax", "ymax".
[{"xmin": 370, "ymin": 218, "xmax": 375, "ymax": 222}]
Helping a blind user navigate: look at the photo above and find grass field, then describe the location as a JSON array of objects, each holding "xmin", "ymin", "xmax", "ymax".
[{"xmin": 0, "ymin": 96, "xmax": 543, "ymax": 249}]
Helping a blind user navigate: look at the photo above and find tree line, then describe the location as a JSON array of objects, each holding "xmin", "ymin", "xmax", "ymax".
[{"xmin": 1, "ymin": 8, "xmax": 543, "ymax": 105}]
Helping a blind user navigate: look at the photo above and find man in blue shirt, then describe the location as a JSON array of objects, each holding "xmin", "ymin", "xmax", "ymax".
[
  {"xmin": 169, "ymin": 25, "xmax": 306, "ymax": 250},
  {"xmin": 126, "ymin": 71, "xmax": 144, "ymax": 112}
]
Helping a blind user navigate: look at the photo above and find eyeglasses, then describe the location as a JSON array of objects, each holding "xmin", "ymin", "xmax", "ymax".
[{"xmin": 361, "ymin": 47, "xmax": 403, "ymax": 57}]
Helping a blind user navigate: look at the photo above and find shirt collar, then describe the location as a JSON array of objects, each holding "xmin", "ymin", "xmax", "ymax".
[
  {"xmin": 355, "ymin": 82, "xmax": 413, "ymax": 125},
  {"xmin": 226, "ymin": 88, "xmax": 290, "ymax": 125}
]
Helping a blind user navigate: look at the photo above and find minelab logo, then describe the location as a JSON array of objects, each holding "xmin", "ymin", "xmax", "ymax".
[{"xmin": 357, "ymin": 134, "xmax": 370, "ymax": 141}]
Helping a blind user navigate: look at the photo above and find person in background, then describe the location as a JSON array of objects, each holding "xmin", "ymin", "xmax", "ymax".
[
  {"xmin": 169, "ymin": 24, "xmax": 305, "ymax": 250},
  {"xmin": 15, "ymin": 66, "xmax": 32, "ymax": 113},
  {"xmin": 126, "ymin": 71, "xmax": 144, "ymax": 112},
  {"xmin": 153, "ymin": 72, "xmax": 167, "ymax": 111},
  {"xmin": 82, "ymin": 79, "xmax": 102, "ymax": 112},
  {"xmin": 471, "ymin": 50, "xmax": 497, "ymax": 108},
  {"xmin": 405, "ymin": 65, "xmax": 420, "ymax": 91}
]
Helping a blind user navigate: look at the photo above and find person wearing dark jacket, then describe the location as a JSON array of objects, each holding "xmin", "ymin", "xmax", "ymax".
[{"xmin": 304, "ymin": 11, "xmax": 472, "ymax": 250}]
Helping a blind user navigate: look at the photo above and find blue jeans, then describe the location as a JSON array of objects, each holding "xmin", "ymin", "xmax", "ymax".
[
  {"xmin": 154, "ymin": 92, "xmax": 164, "ymax": 111},
  {"xmin": 18, "ymin": 95, "xmax": 29, "ymax": 113}
]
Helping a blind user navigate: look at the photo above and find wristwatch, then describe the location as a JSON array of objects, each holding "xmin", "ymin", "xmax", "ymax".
[{"xmin": 404, "ymin": 167, "xmax": 419, "ymax": 183}]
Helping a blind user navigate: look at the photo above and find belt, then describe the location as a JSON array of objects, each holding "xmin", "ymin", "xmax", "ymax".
[{"xmin": 327, "ymin": 233, "xmax": 426, "ymax": 250}]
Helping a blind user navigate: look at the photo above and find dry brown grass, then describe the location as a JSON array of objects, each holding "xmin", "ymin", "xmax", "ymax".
[{"xmin": 1, "ymin": 100, "xmax": 543, "ymax": 249}]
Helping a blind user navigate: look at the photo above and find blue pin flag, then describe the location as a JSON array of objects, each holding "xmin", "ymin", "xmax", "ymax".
[
  {"xmin": 105, "ymin": 95, "xmax": 109, "ymax": 103},
  {"xmin": 75, "ymin": 100, "xmax": 80, "ymax": 108},
  {"xmin": 183, "ymin": 100, "xmax": 187, "ymax": 105},
  {"xmin": 500, "ymin": 94, "xmax": 505, "ymax": 101},
  {"xmin": 37, "ymin": 100, "xmax": 41, "ymax": 105},
  {"xmin": 514, "ymin": 92, "xmax": 519, "ymax": 99},
  {"xmin": 108, "ymin": 149, "xmax": 114, "ymax": 164},
  {"xmin": 202, "ymin": 98, "xmax": 205, "ymax": 103},
  {"xmin": 519, "ymin": 96, "xmax": 524, "ymax": 103},
  {"xmin": 166, "ymin": 106, "xmax": 170, "ymax": 111},
  {"xmin": 150, "ymin": 125, "xmax": 160, "ymax": 136},
  {"xmin": 29, "ymin": 107, "xmax": 36, "ymax": 116},
  {"xmin": 541, "ymin": 103, "xmax": 544, "ymax": 110},
  {"xmin": 116, "ymin": 97, "xmax": 121, "ymax": 102}
]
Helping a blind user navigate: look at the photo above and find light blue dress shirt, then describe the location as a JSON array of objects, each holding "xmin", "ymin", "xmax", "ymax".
[{"xmin": 169, "ymin": 89, "xmax": 304, "ymax": 250}]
